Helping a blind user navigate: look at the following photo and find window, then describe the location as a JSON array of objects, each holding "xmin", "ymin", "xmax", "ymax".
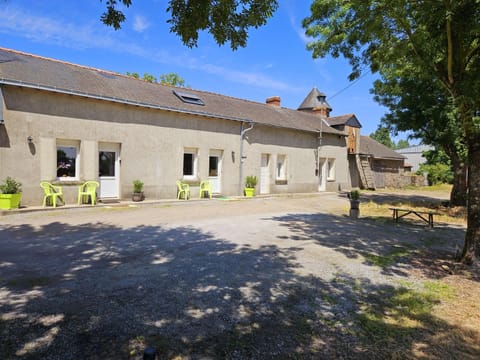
[
  {"xmin": 57, "ymin": 140, "xmax": 79, "ymax": 180},
  {"xmin": 276, "ymin": 154, "xmax": 287, "ymax": 181},
  {"xmin": 173, "ymin": 90, "xmax": 205, "ymax": 106},
  {"xmin": 327, "ymin": 158, "xmax": 335, "ymax": 180},
  {"xmin": 99, "ymin": 151, "xmax": 116, "ymax": 177},
  {"xmin": 183, "ymin": 148, "xmax": 198, "ymax": 179},
  {"xmin": 209, "ymin": 156, "xmax": 218, "ymax": 177}
]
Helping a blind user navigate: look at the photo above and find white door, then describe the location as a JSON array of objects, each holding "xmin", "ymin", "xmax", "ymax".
[
  {"xmin": 208, "ymin": 150, "xmax": 222, "ymax": 193},
  {"xmin": 99, "ymin": 144, "xmax": 120, "ymax": 198},
  {"xmin": 260, "ymin": 154, "xmax": 270, "ymax": 194},
  {"xmin": 318, "ymin": 158, "xmax": 327, "ymax": 191}
]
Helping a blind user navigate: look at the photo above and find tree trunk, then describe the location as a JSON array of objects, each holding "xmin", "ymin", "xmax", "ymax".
[
  {"xmin": 459, "ymin": 143, "xmax": 480, "ymax": 264},
  {"xmin": 449, "ymin": 152, "xmax": 467, "ymax": 206}
]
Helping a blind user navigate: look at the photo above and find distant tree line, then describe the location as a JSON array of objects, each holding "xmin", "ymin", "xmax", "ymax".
[{"xmin": 126, "ymin": 72, "xmax": 186, "ymax": 87}]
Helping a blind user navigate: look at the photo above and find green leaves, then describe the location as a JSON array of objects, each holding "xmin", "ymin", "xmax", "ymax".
[
  {"xmin": 100, "ymin": 0, "xmax": 279, "ymax": 50},
  {"xmin": 167, "ymin": 0, "xmax": 279, "ymax": 50},
  {"xmin": 159, "ymin": 73, "xmax": 186, "ymax": 87},
  {"xmin": 100, "ymin": 0, "xmax": 132, "ymax": 30}
]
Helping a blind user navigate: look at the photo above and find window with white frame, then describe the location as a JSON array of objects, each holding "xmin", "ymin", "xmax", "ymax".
[
  {"xmin": 276, "ymin": 154, "xmax": 287, "ymax": 181},
  {"xmin": 327, "ymin": 158, "xmax": 336, "ymax": 180},
  {"xmin": 56, "ymin": 139, "xmax": 80, "ymax": 180},
  {"xmin": 183, "ymin": 148, "xmax": 198, "ymax": 179}
]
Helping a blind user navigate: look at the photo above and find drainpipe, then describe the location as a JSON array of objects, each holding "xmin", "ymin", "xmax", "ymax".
[
  {"xmin": 0, "ymin": 86, "xmax": 4, "ymax": 125},
  {"xmin": 238, "ymin": 121, "xmax": 254, "ymax": 195},
  {"xmin": 316, "ymin": 121, "xmax": 323, "ymax": 190}
]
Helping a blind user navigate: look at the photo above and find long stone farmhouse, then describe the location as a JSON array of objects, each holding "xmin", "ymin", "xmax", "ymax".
[{"xmin": 0, "ymin": 47, "xmax": 404, "ymax": 206}]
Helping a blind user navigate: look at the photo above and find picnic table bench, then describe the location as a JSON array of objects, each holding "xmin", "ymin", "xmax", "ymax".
[{"xmin": 389, "ymin": 207, "xmax": 439, "ymax": 228}]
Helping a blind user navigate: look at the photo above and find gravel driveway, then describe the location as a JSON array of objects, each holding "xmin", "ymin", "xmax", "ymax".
[{"xmin": 0, "ymin": 191, "xmax": 465, "ymax": 359}]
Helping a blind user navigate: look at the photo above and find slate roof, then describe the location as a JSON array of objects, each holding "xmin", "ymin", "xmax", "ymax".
[
  {"xmin": 360, "ymin": 136, "xmax": 406, "ymax": 160},
  {"xmin": 326, "ymin": 114, "xmax": 362, "ymax": 128},
  {"xmin": 297, "ymin": 87, "xmax": 332, "ymax": 112},
  {"xmin": 0, "ymin": 47, "xmax": 345, "ymax": 136}
]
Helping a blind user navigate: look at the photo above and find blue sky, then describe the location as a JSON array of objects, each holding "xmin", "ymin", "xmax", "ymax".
[{"xmin": 0, "ymin": 0, "xmax": 407, "ymax": 140}]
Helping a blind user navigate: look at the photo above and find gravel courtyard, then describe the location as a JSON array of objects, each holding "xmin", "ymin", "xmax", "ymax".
[{"xmin": 1, "ymin": 191, "xmax": 478, "ymax": 359}]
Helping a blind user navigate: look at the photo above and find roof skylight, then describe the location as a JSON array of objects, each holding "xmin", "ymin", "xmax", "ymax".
[{"xmin": 173, "ymin": 90, "xmax": 205, "ymax": 106}]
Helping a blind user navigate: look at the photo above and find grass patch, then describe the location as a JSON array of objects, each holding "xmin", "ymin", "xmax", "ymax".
[
  {"xmin": 423, "ymin": 280, "xmax": 455, "ymax": 301},
  {"xmin": 362, "ymin": 246, "xmax": 412, "ymax": 268},
  {"xmin": 360, "ymin": 200, "xmax": 466, "ymax": 226},
  {"xmin": 401, "ymin": 184, "xmax": 452, "ymax": 192},
  {"xmin": 356, "ymin": 280, "xmax": 455, "ymax": 345}
]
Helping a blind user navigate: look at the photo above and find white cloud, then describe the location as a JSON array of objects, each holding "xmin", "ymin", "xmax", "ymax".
[
  {"xmin": 283, "ymin": 2, "xmax": 311, "ymax": 45},
  {"xmin": 132, "ymin": 15, "xmax": 150, "ymax": 33},
  {"xmin": 0, "ymin": 6, "xmax": 299, "ymax": 94},
  {"xmin": 0, "ymin": 7, "xmax": 116, "ymax": 50}
]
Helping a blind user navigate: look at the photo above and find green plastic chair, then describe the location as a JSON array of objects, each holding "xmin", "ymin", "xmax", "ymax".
[
  {"xmin": 199, "ymin": 180, "xmax": 212, "ymax": 199},
  {"xmin": 40, "ymin": 182, "xmax": 65, "ymax": 208},
  {"xmin": 176, "ymin": 180, "xmax": 190, "ymax": 200},
  {"xmin": 78, "ymin": 181, "xmax": 99, "ymax": 205}
]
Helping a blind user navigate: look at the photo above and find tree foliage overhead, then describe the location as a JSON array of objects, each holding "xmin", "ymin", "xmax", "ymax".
[
  {"xmin": 304, "ymin": 1, "xmax": 480, "ymax": 105},
  {"xmin": 370, "ymin": 125, "xmax": 394, "ymax": 149},
  {"xmin": 100, "ymin": 0, "xmax": 279, "ymax": 50},
  {"xmin": 304, "ymin": 0, "xmax": 480, "ymax": 263},
  {"xmin": 372, "ymin": 65, "xmax": 468, "ymax": 205},
  {"xmin": 100, "ymin": 0, "xmax": 132, "ymax": 29}
]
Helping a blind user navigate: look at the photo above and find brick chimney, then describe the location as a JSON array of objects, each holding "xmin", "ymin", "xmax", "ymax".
[{"xmin": 266, "ymin": 96, "xmax": 281, "ymax": 107}]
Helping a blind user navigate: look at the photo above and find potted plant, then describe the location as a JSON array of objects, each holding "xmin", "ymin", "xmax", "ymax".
[
  {"xmin": 244, "ymin": 175, "xmax": 258, "ymax": 197},
  {"xmin": 348, "ymin": 189, "xmax": 360, "ymax": 218},
  {"xmin": 0, "ymin": 177, "xmax": 22, "ymax": 210},
  {"xmin": 132, "ymin": 179, "xmax": 144, "ymax": 202}
]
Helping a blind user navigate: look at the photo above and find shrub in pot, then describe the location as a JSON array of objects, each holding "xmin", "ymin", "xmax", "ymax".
[
  {"xmin": 132, "ymin": 179, "xmax": 145, "ymax": 202},
  {"xmin": 348, "ymin": 189, "xmax": 360, "ymax": 218},
  {"xmin": 0, "ymin": 177, "xmax": 22, "ymax": 210}
]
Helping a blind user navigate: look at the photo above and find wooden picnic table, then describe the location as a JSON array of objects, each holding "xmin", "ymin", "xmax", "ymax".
[{"xmin": 389, "ymin": 207, "xmax": 439, "ymax": 228}]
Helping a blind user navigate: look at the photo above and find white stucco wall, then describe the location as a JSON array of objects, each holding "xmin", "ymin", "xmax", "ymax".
[{"xmin": 0, "ymin": 86, "xmax": 350, "ymax": 205}]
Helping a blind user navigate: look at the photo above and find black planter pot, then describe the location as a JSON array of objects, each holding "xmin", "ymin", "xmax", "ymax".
[
  {"xmin": 349, "ymin": 199, "xmax": 360, "ymax": 218},
  {"xmin": 132, "ymin": 192, "xmax": 144, "ymax": 202},
  {"xmin": 350, "ymin": 199, "xmax": 360, "ymax": 210}
]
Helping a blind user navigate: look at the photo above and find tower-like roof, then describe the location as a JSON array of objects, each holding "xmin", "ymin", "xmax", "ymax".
[{"xmin": 297, "ymin": 87, "xmax": 332, "ymax": 112}]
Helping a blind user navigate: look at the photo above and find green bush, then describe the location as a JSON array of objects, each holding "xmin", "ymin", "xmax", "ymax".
[
  {"xmin": 349, "ymin": 189, "xmax": 360, "ymax": 200},
  {"xmin": 0, "ymin": 177, "xmax": 22, "ymax": 194},
  {"xmin": 245, "ymin": 175, "xmax": 258, "ymax": 188},
  {"xmin": 418, "ymin": 163, "xmax": 453, "ymax": 185},
  {"xmin": 133, "ymin": 179, "xmax": 144, "ymax": 193}
]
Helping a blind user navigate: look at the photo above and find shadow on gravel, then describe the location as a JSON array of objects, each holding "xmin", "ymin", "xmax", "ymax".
[
  {"xmin": 0, "ymin": 218, "xmax": 478, "ymax": 359},
  {"xmin": 271, "ymin": 212, "xmax": 465, "ymax": 279}
]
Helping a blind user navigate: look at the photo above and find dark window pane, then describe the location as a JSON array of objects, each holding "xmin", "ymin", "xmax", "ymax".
[
  {"xmin": 183, "ymin": 153, "xmax": 193, "ymax": 176},
  {"xmin": 99, "ymin": 151, "xmax": 115, "ymax": 177},
  {"xmin": 209, "ymin": 156, "xmax": 218, "ymax": 176},
  {"xmin": 57, "ymin": 146, "xmax": 76, "ymax": 177}
]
